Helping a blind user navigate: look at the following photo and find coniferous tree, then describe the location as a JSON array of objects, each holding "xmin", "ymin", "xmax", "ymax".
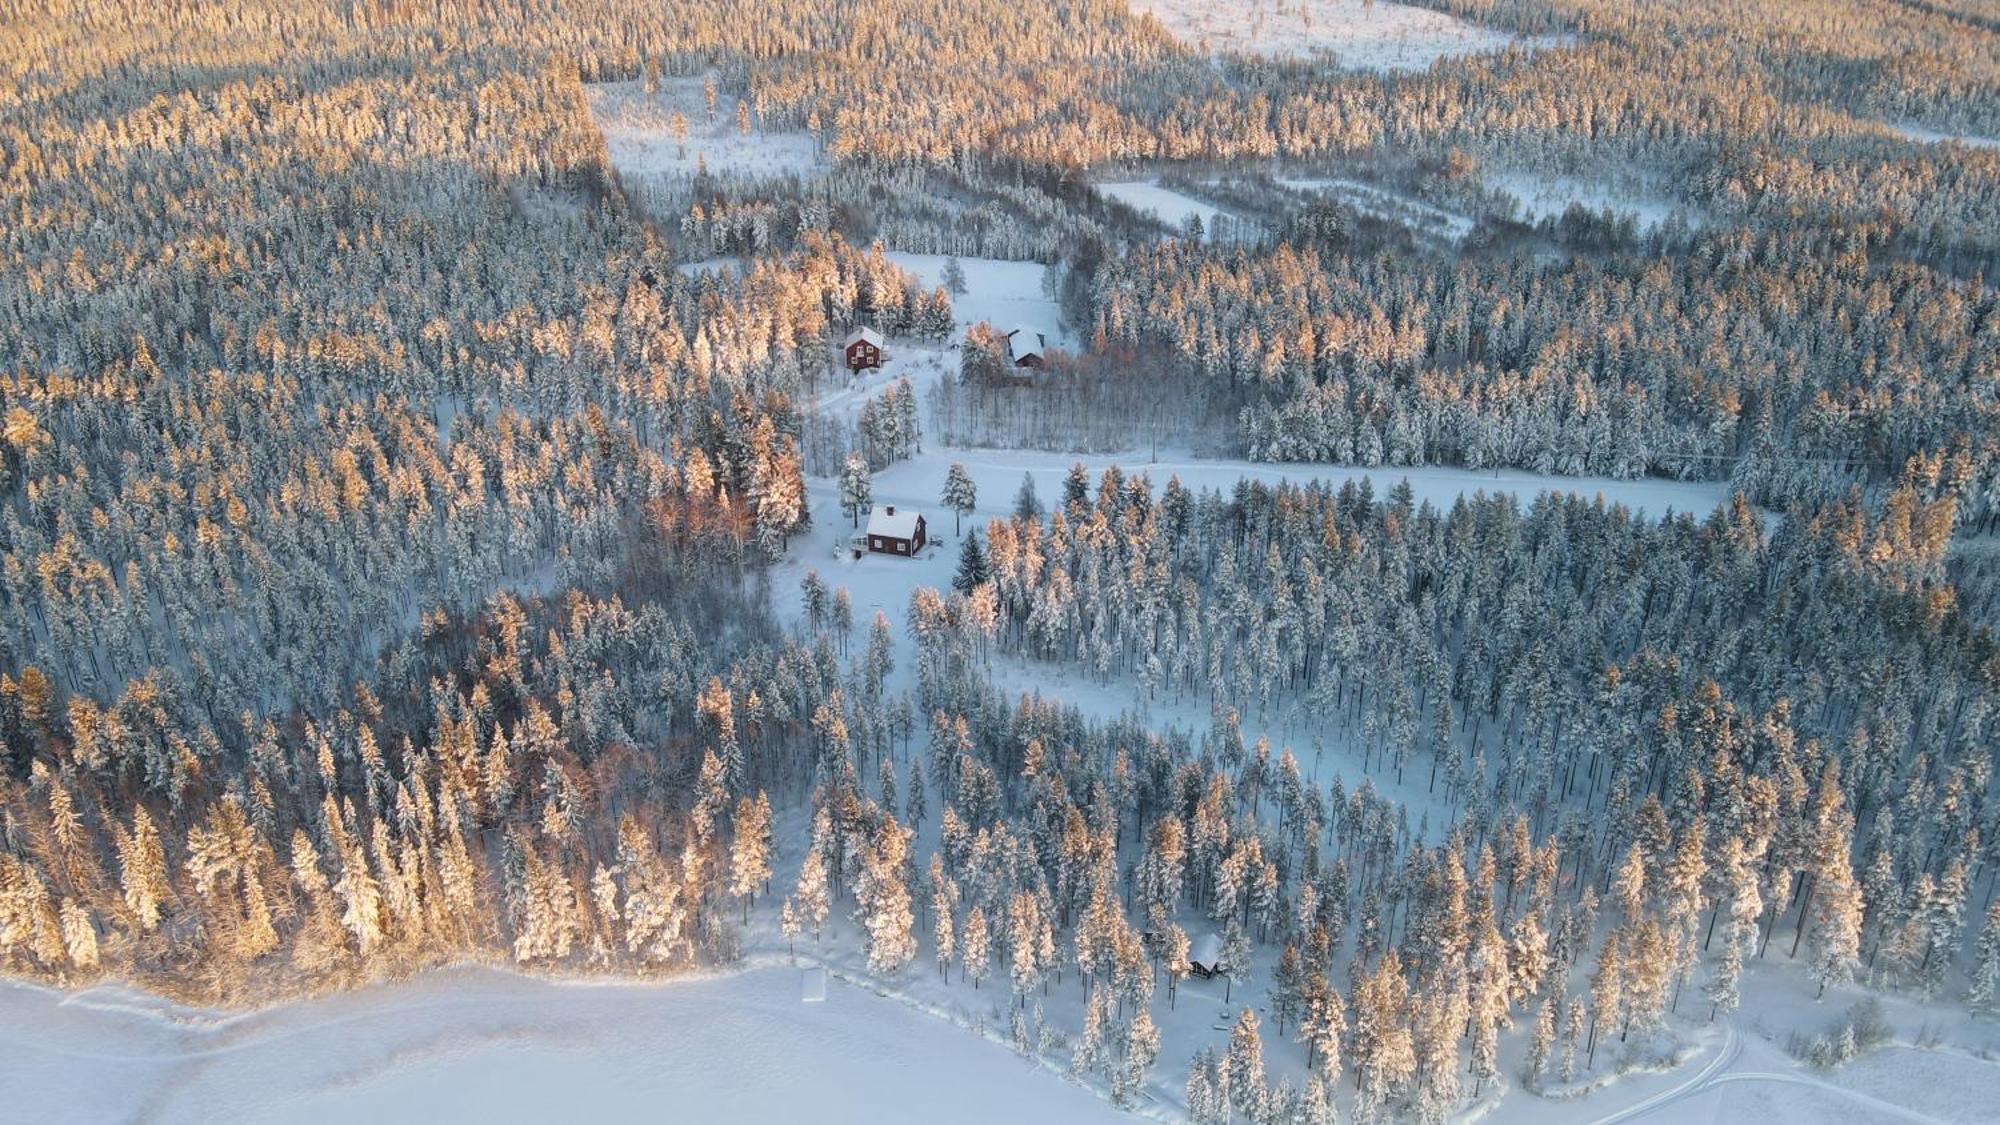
[{"xmin": 942, "ymin": 463, "xmax": 977, "ymax": 535}]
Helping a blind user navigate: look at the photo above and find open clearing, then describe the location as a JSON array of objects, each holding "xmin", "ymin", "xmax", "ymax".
[
  {"xmin": 1484, "ymin": 169, "xmax": 1689, "ymax": 229},
  {"xmin": 1127, "ymin": 0, "xmax": 1558, "ymax": 71},
  {"xmin": 587, "ymin": 76, "xmax": 823, "ymax": 183},
  {"xmin": 0, "ymin": 968, "xmax": 1124, "ymax": 1124},
  {"xmin": 1889, "ymin": 122, "xmax": 2000, "ymax": 151},
  {"xmin": 1098, "ymin": 179, "xmax": 1238, "ymax": 234},
  {"xmin": 881, "ymin": 252, "xmax": 1065, "ymax": 342},
  {"xmin": 1278, "ymin": 175, "xmax": 1477, "ymax": 240}
]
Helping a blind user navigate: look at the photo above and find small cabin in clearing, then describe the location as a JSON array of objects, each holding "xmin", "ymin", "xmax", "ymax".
[
  {"xmin": 844, "ymin": 326, "xmax": 884, "ymax": 372},
  {"xmin": 1005, "ymin": 325, "xmax": 1046, "ymax": 368},
  {"xmin": 862, "ymin": 505, "xmax": 927, "ymax": 557},
  {"xmin": 1188, "ymin": 932, "xmax": 1223, "ymax": 979}
]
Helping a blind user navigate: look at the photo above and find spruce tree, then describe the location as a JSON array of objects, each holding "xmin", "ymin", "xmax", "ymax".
[{"xmin": 954, "ymin": 532, "xmax": 990, "ymax": 594}]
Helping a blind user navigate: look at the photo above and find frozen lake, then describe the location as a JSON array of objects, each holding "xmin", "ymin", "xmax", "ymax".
[{"xmin": 0, "ymin": 966, "xmax": 1128, "ymax": 1123}]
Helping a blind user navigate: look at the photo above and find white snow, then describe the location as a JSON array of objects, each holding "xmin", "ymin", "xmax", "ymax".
[
  {"xmin": 1278, "ymin": 175, "xmax": 1477, "ymax": 240},
  {"xmin": 1098, "ymin": 179, "xmax": 1236, "ymax": 233},
  {"xmin": 1127, "ymin": 0, "xmax": 1559, "ymax": 71},
  {"xmin": 1888, "ymin": 122, "xmax": 2000, "ymax": 151},
  {"xmin": 880, "ymin": 252, "xmax": 1067, "ymax": 345},
  {"xmin": 1484, "ymin": 169, "xmax": 1689, "ymax": 230},
  {"xmin": 587, "ymin": 77, "xmax": 824, "ymax": 183},
  {"xmin": 0, "ymin": 967, "xmax": 1126, "ymax": 1124}
]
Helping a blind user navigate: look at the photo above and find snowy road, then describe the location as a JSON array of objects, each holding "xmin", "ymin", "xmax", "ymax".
[{"xmin": 1582, "ymin": 1022, "xmax": 1956, "ymax": 1125}]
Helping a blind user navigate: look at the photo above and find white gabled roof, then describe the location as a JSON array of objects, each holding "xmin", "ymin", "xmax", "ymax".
[
  {"xmin": 1190, "ymin": 932, "xmax": 1222, "ymax": 967},
  {"xmin": 866, "ymin": 505, "xmax": 922, "ymax": 540},
  {"xmin": 844, "ymin": 326, "xmax": 884, "ymax": 349},
  {"xmin": 1008, "ymin": 325, "xmax": 1045, "ymax": 357}
]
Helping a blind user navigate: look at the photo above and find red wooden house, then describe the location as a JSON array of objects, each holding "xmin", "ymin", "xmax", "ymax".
[{"xmin": 844, "ymin": 326, "xmax": 884, "ymax": 372}]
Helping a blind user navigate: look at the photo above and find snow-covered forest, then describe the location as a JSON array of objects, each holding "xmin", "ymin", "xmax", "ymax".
[{"xmin": 1, "ymin": 0, "xmax": 1998, "ymax": 1120}]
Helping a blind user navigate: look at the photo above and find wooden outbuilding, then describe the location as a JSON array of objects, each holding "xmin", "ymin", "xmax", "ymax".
[{"xmin": 1005, "ymin": 325, "xmax": 1046, "ymax": 368}]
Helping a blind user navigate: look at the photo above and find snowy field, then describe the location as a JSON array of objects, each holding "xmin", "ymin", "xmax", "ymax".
[
  {"xmin": 587, "ymin": 77, "xmax": 823, "ymax": 182},
  {"xmin": 1098, "ymin": 180, "xmax": 1237, "ymax": 233},
  {"xmin": 1278, "ymin": 175, "xmax": 1477, "ymax": 240},
  {"xmin": 1889, "ymin": 122, "xmax": 2000, "ymax": 151},
  {"xmin": 1484, "ymin": 169, "xmax": 1690, "ymax": 230},
  {"xmin": 0, "ymin": 967, "xmax": 1125, "ymax": 1124},
  {"xmin": 1127, "ymin": 0, "xmax": 1558, "ymax": 71},
  {"xmin": 882, "ymin": 253, "xmax": 1067, "ymax": 343}
]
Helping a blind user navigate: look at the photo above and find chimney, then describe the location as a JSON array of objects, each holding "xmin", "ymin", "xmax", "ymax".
[{"xmin": 885, "ymin": 505, "xmax": 896, "ymax": 516}]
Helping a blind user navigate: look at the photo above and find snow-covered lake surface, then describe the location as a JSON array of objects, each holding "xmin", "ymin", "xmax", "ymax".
[
  {"xmin": 0, "ymin": 966, "xmax": 1126, "ymax": 1124},
  {"xmin": 1128, "ymin": 0, "xmax": 1559, "ymax": 71}
]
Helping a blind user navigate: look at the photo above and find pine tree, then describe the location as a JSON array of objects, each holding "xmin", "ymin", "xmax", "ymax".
[
  {"xmin": 729, "ymin": 793, "xmax": 773, "ymax": 922},
  {"xmin": 840, "ymin": 454, "xmax": 873, "ymax": 528},
  {"xmin": 930, "ymin": 857, "xmax": 957, "ymax": 979},
  {"xmin": 1164, "ymin": 922, "xmax": 1191, "ymax": 1008},
  {"xmin": 1807, "ymin": 867, "xmax": 1864, "ymax": 998},
  {"xmin": 118, "ymin": 807, "xmax": 170, "ymax": 934},
  {"xmin": 942, "ymin": 463, "xmax": 977, "ymax": 535},
  {"xmin": 1524, "ymin": 996, "xmax": 1557, "ymax": 1091},
  {"xmin": 1219, "ymin": 916, "xmax": 1251, "ymax": 1003},
  {"xmin": 1226, "ymin": 1007, "xmax": 1266, "ymax": 1122},
  {"xmin": 963, "ymin": 903, "xmax": 991, "ymax": 988},
  {"xmin": 1353, "ymin": 951, "xmax": 1415, "ymax": 1123},
  {"xmin": 1298, "ymin": 975, "xmax": 1347, "ymax": 1081},
  {"xmin": 856, "ymin": 818, "xmax": 916, "ymax": 976},
  {"xmin": 1969, "ymin": 899, "xmax": 2000, "ymax": 1011},
  {"xmin": 794, "ymin": 847, "xmax": 831, "ymax": 941},
  {"xmin": 1120, "ymin": 1008, "xmax": 1160, "ymax": 1108}
]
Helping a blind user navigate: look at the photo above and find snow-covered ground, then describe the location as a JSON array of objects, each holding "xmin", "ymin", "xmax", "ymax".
[
  {"xmin": 587, "ymin": 77, "xmax": 823, "ymax": 183},
  {"xmin": 1278, "ymin": 175, "xmax": 1477, "ymax": 240},
  {"xmin": 1098, "ymin": 180, "xmax": 1237, "ymax": 234},
  {"xmin": 1484, "ymin": 169, "xmax": 1691, "ymax": 230},
  {"xmin": 881, "ymin": 253, "xmax": 1067, "ymax": 343},
  {"xmin": 1128, "ymin": 0, "xmax": 1559, "ymax": 71},
  {"xmin": 1888, "ymin": 122, "xmax": 2000, "ymax": 151},
  {"xmin": 0, "ymin": 966, "xmax": 1126, "ymax": 1124}
]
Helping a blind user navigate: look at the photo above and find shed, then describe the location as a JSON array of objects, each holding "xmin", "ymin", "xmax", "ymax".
[
  {"xmin": 1005, "ymin": 325, "xmax": 1046, "ymax": 368},
  {"xmin": 863, "ymin": 505, "xmax": 927, "ymax": 557},
  {"xmin": 1188, "ymin": 932, "xmax": 1223, "ymax": 979},
  {"xmin": 844, "ymin": 326, "xmax": 885, "ymax": 372}
]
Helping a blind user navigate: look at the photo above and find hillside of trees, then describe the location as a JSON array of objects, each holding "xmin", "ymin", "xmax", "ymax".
[{"xmin": 2, "ymin": 0, "xmax": 1999, "ymax": 1120}]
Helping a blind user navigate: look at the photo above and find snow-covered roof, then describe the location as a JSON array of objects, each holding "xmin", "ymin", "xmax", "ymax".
[
  {"xmin": 1007, "ymin": 325, "xmax": 1045, "ymax": 356},
  {"xmin": 866, "ymin": 505, "xmax": 922, "ymax": 540},
  {"xmin": 1189, "ymin": 932, "xmax": 1222, "ymax": 967},
  {"xmin": 844, "ymin": 326, "xmax": 884, "ymax": 349}
]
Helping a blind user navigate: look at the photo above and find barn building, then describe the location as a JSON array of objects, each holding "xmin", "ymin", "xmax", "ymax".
[
  {"xmin": 843, "ymin": 326, "xmax": 884, "ymax": 372},
  {"xmin": 863, "ymin": 505, "xmax": 927, "ymax": 557},
  {"xmin": 1005, "ymin": 325, "xmax": 1046, "ymax": 368}
]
